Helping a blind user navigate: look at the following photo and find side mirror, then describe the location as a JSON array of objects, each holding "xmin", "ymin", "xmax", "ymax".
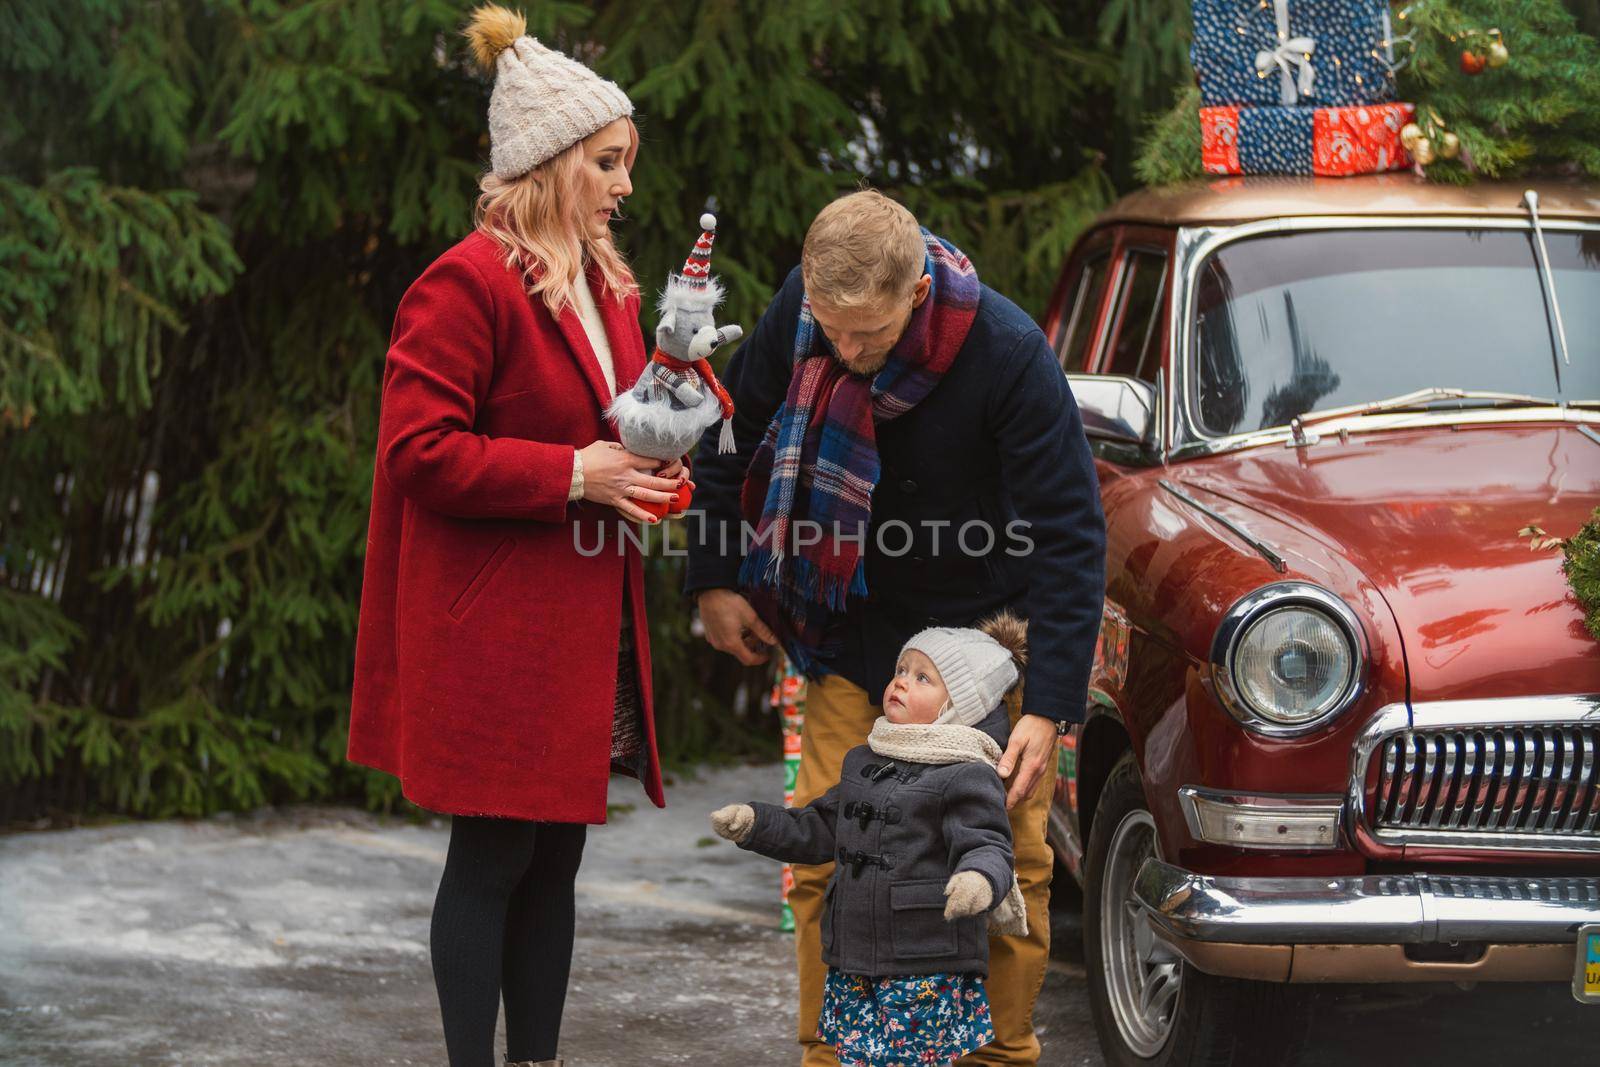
[{"xmin": 1067, "ymin": 374, "xmax": 1157, "ymax": 447}]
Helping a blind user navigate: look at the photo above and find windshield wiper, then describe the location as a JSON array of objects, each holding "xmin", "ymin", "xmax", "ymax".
[
  {"xmin": 1294, "ymin": 387, "xmax": 1565, "ymax": 429},
  {"xmin": 1524, "ymin": 189, "xmax": 1572, "ymax": 376}
]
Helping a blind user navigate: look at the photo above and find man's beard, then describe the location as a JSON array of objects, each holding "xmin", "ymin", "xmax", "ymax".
[{"xmin": 825, "ymin": 340, "xmax": 891, "ymax": 378}]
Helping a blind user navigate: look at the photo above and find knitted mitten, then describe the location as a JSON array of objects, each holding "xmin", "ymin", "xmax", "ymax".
[
  {"xmin": 710, "ymin": 803, "xmax": 755, "ymax": 843},
  {"xmin": 942, "ymin": 870, "xmax": 993, "ymax": 920}
]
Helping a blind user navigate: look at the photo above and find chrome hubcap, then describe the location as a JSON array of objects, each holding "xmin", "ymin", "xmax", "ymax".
[{"xmin": 1100, "ymin": 809, "xmax": 1180, "ymax": 1057}]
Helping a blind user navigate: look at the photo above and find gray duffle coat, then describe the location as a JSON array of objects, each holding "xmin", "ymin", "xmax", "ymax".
[{"xmin": 739, "ymin": 704, "xmax": 1014, "ymax": 978}]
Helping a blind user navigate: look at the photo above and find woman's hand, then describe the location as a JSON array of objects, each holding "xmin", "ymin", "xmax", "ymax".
[
  {"xmin": 578, "ymin": 441, "xmax": 685, "ymax": 523},
  {"xmin": 657, "ymin": 456, "xmax": 691, "ymax": 489}
]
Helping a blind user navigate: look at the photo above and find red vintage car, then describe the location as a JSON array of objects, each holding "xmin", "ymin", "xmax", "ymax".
[{"xmin": 1041, "ymin": 175, "xmax": 1600, "ymax": 1066}]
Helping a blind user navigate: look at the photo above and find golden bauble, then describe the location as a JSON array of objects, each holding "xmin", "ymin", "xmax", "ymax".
[
  {"xmin": 1487, "ymin": 41, "xmax": 1509, "ymax": 68},
  {"xmin": 1439, "ymin": 131, "xmax": 1461, "ymax": 159},
  {"xmin": 1411, "ymin": 137, "xmax": 1436, "ymax": 165},
  {"xmin": 1400, "ymin": 122, "xmax": 1424, "ymax": 150}
]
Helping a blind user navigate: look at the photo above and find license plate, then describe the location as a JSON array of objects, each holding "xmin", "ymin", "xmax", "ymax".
[{"xmin": 1576, "ymin": 925, "xmax": 1600, "ymax": 1005}]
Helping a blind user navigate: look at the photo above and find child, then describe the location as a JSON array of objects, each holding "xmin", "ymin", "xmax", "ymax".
[{"xmin": 710, "ymin": 613, "xmax": 1029, "ymax": 1067}]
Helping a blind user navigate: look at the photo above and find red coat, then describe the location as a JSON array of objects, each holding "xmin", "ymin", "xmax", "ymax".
[{"xmin": 348, "ymin": 231, "xmax": 664, "ymax": 822}]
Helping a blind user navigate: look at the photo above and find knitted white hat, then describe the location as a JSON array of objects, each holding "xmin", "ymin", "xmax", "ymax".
[
  {"xmin": 465, "ymin": 5, "xmax": 634, "ymax": 179},
  {"xmin": 901, "ymin": 612, "xmax": 1028, "ymax": 728}
]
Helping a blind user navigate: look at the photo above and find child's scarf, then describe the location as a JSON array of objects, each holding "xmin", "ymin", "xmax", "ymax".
[{"xmin": 738, "ymin": 231, "xmax": 979, "ymax": 673}]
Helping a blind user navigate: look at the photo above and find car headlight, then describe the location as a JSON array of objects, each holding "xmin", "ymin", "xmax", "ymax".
[{"xmin": 1210, "ymin": 582, "xmax": 1365, "ymax": 736}]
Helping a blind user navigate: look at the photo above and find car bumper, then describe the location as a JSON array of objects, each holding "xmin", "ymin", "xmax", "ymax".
[{"xmin": 1134, "ymin": 858, "xmax": 1600, "ymax": 983}]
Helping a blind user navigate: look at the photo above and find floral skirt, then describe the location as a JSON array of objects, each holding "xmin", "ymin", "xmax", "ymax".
[{"xmin": 817, "ymin": 968, "xmax": 994, "ymax": 1067}]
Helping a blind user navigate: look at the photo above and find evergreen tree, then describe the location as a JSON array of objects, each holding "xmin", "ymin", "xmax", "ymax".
[
  {"xmin": 1097, "ymin": 0, "xmax": 1194, "ymax": 185},
  {"xmin": 1, "ymin": 0, "xmax": 1129, "ymax": 823}
]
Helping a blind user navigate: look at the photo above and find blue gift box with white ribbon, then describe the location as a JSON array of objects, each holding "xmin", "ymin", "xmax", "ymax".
[{"xmin": 1191, "ymin": 0, "xmax": 1400, "ymax": 109}]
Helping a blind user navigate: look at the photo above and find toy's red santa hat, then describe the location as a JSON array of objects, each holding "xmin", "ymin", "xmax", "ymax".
[
  {"xmin": 680, "ymin": 214, "xmax": 718, "ymax": 288},
  {"xmin": 654, "ymin": 213, "xmax": 737, "ymax": 451}
]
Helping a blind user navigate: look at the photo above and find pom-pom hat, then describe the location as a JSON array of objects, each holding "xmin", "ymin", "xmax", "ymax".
[
  {"xmin": 464, "ymin": 4, "xmax": 634, "ymax": 179},
  {"xmin": 902, "ymin": 612, "xmax": 1029, "ymax": 729}
]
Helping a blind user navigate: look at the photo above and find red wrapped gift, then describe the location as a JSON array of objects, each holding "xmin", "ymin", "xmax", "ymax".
[
  {"xmin": 1313, "ymin": 102, "xmax": 1415, "ymax": 175},
  {"xmin": 1201, "ymin": 107, "xmax": 1242, "ymax": 174}
]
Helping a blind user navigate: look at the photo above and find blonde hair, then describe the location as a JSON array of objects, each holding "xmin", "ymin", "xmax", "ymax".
[
  {"xmin": 801, "ymin": 190, "xmax": 927, "ymax": 309},
  {"xmin": 474, "ymin": 121, "xmax": 640, "ymax": 316}
]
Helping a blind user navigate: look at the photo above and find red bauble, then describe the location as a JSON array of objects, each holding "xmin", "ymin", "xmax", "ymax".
[
  {"xmin": 1460, "ymin": 49, "xmax": 1486, "ymax": 75},
  {"xmin": 670, "ymin": 480, "xmax": 693, "ymax": 514}
]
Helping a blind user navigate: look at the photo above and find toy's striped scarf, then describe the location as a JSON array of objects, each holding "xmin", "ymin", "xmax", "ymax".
[{"xmin": 738, "ymin": 230, "xmax": 979, "ymax": 675}]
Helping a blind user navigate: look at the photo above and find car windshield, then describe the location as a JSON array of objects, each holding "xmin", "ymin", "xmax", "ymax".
[{"xmin": 1190, "ymin": 227, "xmax": 1600, "ymax": 437}]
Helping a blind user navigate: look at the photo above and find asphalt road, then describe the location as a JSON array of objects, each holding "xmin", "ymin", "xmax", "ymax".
[{"xmin": 1, "ymin": 763, "xmax": 1595, "ymax": 1065}]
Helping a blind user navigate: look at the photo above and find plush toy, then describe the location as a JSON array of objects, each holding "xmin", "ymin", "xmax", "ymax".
[{"xmin": 606, "ymin": 213, "xmax": 743, "ymax": 519}]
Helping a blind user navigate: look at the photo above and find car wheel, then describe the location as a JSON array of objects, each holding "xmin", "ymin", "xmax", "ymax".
[{"xmin": 1084, "ymin": 752, "xmax": 1310, "ymax": 1067}]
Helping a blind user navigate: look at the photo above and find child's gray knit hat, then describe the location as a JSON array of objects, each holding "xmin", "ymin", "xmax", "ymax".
[
  {"xmin": 902, "ymin": 612, "xmax": 1028, "ymax": 728},
  {"xmin": 465, "ymin": 5, "xmax": 634, "ymax": 179}
]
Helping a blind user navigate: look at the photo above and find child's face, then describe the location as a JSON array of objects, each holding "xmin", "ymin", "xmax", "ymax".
[{"xmin": 882, "ymin": 649, "xmax": 949, "ymax": 724}]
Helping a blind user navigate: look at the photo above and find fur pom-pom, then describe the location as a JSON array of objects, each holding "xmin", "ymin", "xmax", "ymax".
[
  {"xmin": 700, "ymin": 212, "xmax": 717, "ymax": 232},
  {"xmin": 464, "ymin": 4, "xmax": 526, "ymax": 72},
  {"xmin": 658, "ymin": 273, "xmax": 725, "ymax": 315},
  {"xmin": 978, "ymin": 610, "xmax": 1028, "ymax": 669}
]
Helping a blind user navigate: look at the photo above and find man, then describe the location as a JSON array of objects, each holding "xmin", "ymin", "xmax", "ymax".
[{"xmin": 685, "ymin": 190, "xmax": 1105, "ymax": 1066}]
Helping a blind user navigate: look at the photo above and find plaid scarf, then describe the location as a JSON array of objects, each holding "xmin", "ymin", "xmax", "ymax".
[{"xmin": 737, "ymin": 230, "xmax": 979, "ymax": 675}]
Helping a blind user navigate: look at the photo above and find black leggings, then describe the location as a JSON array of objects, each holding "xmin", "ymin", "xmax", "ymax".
[{"xmin": 430, "ymin": 816, "xmax": 588, "ymax": 1066}]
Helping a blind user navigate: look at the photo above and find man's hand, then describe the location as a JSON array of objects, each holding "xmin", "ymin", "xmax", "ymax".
[
  {"xmin": 697, "ymin": 588, "xmax": 777, "ymax": 666},
  {"xmin": 997, "ymin": 713, "xmax": 1058, "ymax": 811}
]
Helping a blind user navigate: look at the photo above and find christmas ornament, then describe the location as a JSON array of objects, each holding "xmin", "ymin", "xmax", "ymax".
[
  {"xmin": 1460, "ymin": 49, "xmax": 1486, "ymax": 75},
  {"xmin": 1486, "ymin": 29, "xmax": 1509, "ymax": 68},
  {"xmin": 1404, "ymin": 107, "xmax": 1464, "ymax": 170},
  {"xmin": 605, "ymin": 213, "xmax": 743, "ymax": 520},
  {"xmin": 1400, "ymin": 121, "xmax": 1423, "ymax": 150}
]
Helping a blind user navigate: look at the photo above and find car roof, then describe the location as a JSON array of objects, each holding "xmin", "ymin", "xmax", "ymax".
[{"xmin": 1096, "ymin": 174, "xmax": 1600, "ymax": 228}]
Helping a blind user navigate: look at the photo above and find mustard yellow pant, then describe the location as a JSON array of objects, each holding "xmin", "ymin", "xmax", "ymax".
[{"xmin": 789, "ymin": 674, "xmax": 1056, "ymax": 1066}]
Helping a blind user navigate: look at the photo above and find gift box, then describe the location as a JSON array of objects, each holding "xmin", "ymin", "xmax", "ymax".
[
  {"xmin": 1200, "ymin": 102, "xmax": 1416, "ymax": 176},
  {"xmin": 1191, "ymin": 0, "xmax": 1400, "ymax": 109}
]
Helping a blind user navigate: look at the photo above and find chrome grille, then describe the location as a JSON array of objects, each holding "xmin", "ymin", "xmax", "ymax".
[{"xmin": 1370, "ymin": 725, "xmax": 1600, "ymax": 847}]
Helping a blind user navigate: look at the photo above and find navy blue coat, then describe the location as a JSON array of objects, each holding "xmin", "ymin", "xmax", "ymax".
[
  {"xmin": 683, "ymin": 264, "xmax": 1106, "ymax": 723},
  {"xmin": 740, "ymin": 704, "xmax": 1016, "ymax": 977}
]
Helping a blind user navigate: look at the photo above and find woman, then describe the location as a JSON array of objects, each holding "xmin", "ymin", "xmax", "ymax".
[{"xmin": 347, "ymin": 7, "xmax": 680, "ymax": 1065}]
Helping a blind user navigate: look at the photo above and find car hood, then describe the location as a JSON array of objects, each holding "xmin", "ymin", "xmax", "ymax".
[{"xmin": 1181, "ymin": 423, "xmax": 1600, "ymax": 703}]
